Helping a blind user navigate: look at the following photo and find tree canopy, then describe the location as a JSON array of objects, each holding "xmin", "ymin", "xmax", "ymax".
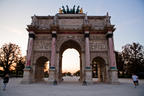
[
  {"xmin": 116, "ymin": 42, "xmax": 144, "ymax": 78},
  {"xmin": 122, "ymin": 42, "xmax": 144, "ymax": 74},
  {"xmin": 0, "ymin": 43, "xmax": 23, "ymax": 75}
]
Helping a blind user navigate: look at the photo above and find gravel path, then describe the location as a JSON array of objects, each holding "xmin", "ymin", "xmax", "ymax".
[{"xmin": 0, "ymin": 77, "xmax": 144, "ymax": 96}]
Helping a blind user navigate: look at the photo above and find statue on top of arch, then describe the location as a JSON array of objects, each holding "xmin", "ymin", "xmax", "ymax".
[{"xmin": 59, "ymin": 5, "xmax": 83, "ymax": 14}]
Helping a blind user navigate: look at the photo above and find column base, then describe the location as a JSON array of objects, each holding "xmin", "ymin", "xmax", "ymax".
[
  {"xmin": 21, "ymin": 68, "xmax": 34, "ymax": 84},
  {"xmin": 85, "ymin": 67, "xmax": 92, "ymax": 84},
  {"xmin": 109, "ymin": 69, "xmax": 119, "ymax": 84},
  {"xmin": 82, "ymin": 80, "xmax": 87, "ymax": 86},
  {"xmin": 49, "ymin": 68, "xmax": 56, "ymax": 83}
]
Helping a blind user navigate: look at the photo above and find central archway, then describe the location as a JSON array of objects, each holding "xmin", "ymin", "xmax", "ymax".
[
  {"xmin": 58, "ymin": 40, "xmax": 82, "ymax": 82},
  {"xmin": 62, "ymin": 49, "xmax": 80, "ymax": 82}
]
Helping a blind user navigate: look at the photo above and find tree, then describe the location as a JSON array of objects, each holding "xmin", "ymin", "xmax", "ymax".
[
  {"xmin": 0, "ymin": 43, "xmax": 22, "ymax": 75},
  {"xmin": 122, "ymin": 42, "xmax": 144, "ymax": 75},
  {"xmin": 15, "ymin": 56, "xmax": 25, "ymax": 77},
  {"xmin": 67, "ymin": 72, "xmax": 72, "ymax": 76},
  {"xmin": 62, "ymin": 72, "xmax": 72, "ymax": 76},
  {"xmin": 115, "ymin": 51, "xmax": 125, "ymax": 77},
  {"xmin": 73, "ymin": 70, "xmax": 80, "ymax": 76}
]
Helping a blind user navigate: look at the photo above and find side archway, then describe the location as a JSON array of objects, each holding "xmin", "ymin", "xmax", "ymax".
[
  {"xmin": 92, "ymin": 57, "xmax": 107, "ymax": 82},
  {"xmin": 35, "ymin": 56, "xmax": 49, "ymax": 82}
]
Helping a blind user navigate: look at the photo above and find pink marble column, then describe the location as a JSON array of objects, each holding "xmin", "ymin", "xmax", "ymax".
[
  {"xmin": 85, "ymin": 32, "xmax": 90, "ymax": 69},
  {"xmin": 26, "ymin": 32, "xmax": 35, "ymax": 68},
  {"xmin": 107, "ymin": 31, "xmax": 117, "ymax": 69},
  {"xmin": 50, "ymin": 32, "xmax": 56, "ymax": 69}
]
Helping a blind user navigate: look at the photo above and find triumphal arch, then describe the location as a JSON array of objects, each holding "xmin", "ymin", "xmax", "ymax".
[{"xmin": 22, "ymin": 6, "xmax": 119, "ymax": 84}]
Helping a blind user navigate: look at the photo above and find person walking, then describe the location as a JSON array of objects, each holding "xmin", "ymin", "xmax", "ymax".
[
  {"xmin": 132, "ymin": 74, "xmax": 139, "ymax": 88},
  {"xmin": 3, "ymin": 74, "xmax": 9, "ymax": 91}
]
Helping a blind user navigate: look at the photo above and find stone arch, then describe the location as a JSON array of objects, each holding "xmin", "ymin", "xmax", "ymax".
[
  {"xmin": 35, "ymin": 56, "xmax": 49, "ymax": 82},
  {"xmin": 92, "ymin": 56, "xmax": 107, "ymax": 82},
  {"xmin": 57, "ymin": 38, "xmax": 84, "ymax": 52},
  {"xmin": 58, "ymin": 40, "xmax": 83, "ymax": 82},
  {"xmin": 90, "ymin": 52, "xmax": 108, "ymax": 65},
  {"xmin": 60, "ymin": 40, "xmax": 81, "ymax": 54},
  {"xmin": 33, "ymin": 52, "xmax": 50, "ymax": 64}
]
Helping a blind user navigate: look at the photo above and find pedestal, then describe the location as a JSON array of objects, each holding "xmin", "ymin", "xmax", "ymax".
[
  {"xmin": 48, "ymin": 69, "xmax": 56, "ymax": 83},
  {"xmin": 85, "ymin": 68, "xmax": 92, "ymax": 84},
  {"xmin": 109, "ymin": 69, "xmax": 119, "ymax": 84},
  {"xmin": 21, "ymin": 68, "xmax": 34, "ymax": 84}
]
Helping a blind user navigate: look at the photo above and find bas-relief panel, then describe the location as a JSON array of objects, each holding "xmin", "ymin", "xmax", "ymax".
[
  {"xmin": 33, "ymin": 40, "xmax": 51, "ymax": 51},
  {"xmin": 58, "ymin": 19, "xmax": 83, "ymax": 29},
  {"xmin": 58, "ymin": 19, "xmax": 83, "ymax": 25},
  {"xmin": 89, "ymin": 35, "xmax": 107, "ymax": 51},
  {"xmin": 38, "ymin": 19, "xmax": 53, "ymax": 28},
  {"xmin": 89, "ymin": 19, "xmax": 105, "ymax": 26},
  {"xmin": 36, "ymin": 18, "xmax": 107, "ymax": 30},
  {"xmin": 89, "ymin": 19, "xmax": 105, "ymax": 29},
  {"xmin": 90, "ymin": 40, "xmax": 107, "ymax": 51}
]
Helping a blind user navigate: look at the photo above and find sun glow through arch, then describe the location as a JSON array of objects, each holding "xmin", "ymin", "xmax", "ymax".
[{"xmin": 62, "ymin": 48, "xmax": 80, "ymax": 74}]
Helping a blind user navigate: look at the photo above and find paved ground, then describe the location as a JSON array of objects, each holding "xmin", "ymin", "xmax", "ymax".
[{"xmin": 0, "ymin": 77, "xmax": 144, "ymax": 96}]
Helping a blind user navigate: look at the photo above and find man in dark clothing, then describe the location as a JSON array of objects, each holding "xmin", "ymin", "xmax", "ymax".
[{"xmin": 3, "ymin": 74, "xmax": 9, "ymax": 91}]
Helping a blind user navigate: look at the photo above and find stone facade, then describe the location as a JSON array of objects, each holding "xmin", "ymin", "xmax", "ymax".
[{"xmin": 21, "ymin": 13, "xmax": 119, "ymax": 84}]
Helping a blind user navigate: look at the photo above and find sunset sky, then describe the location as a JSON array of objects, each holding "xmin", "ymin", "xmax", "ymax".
[
  {"xmin": 0, "ymin": 0, "xmax": 144, "ymax": 73},
  {"xmin": 62, "ymin": 49, "xmax": 80, "ymax": 73}
]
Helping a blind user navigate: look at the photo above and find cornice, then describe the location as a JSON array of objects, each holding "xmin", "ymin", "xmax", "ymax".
[{"xmin": 104, "ymin": 25, "xmax": 116, "ymax": 32}]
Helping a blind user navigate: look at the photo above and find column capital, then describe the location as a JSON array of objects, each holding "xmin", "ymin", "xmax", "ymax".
[
  {"xmin": 52, "ymin": 32, "xmax": 57, "ymax": 38},
  {"xmin": 106, "ymin": 31, "xmax": 113, "ymax": 38},
  {"xmin": 84, "ymin": 32, "xmax": 90, "ymax": 38},
  {"xmin": 29, "ymin": 32, "xmax": 35, "ymax": 39}
]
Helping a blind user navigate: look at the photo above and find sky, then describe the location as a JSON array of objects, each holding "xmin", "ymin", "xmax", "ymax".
[
  {"xmin": 62, "ymin": 49, "xmax": 80, "ymax": 73},
  {"xmin": 0, "ymin": 0, "xmax": 144, "ymax": 73}
]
